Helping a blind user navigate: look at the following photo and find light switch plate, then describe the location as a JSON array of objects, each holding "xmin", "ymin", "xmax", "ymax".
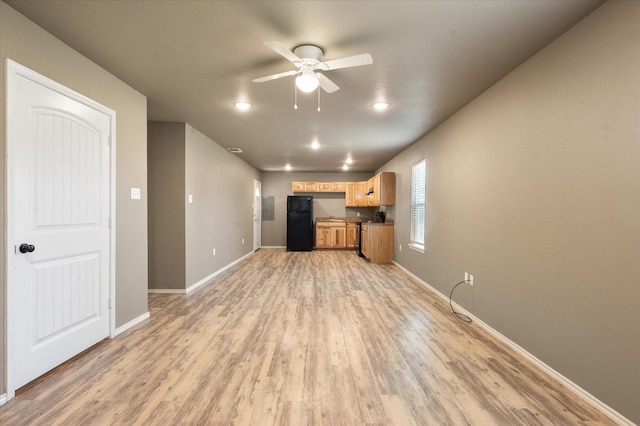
[
  {"xmin": 188, "ymin": 194, "xmax": 193, "ymax": 204},
  {"xmin": 130, "ymin": 187, "xmax": 141, "ymax": 200}
]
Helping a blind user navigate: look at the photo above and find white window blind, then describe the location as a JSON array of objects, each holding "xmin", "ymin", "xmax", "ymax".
[{"xmin": 410, "ymin": 159, "xmax": 426, "ymax": 249}]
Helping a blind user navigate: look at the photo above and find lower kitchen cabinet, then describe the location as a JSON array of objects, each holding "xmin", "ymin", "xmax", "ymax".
[
  {"xmin": 346, "ymin": 223, "xmax": 359, "ymax": 248},
  {"xmin": 316, "ymin": 222, "xmax": 346, "ymax": 249},
  {"xmin": 361, "ymin": 223, "xmax": 394, "ymax": 264}
]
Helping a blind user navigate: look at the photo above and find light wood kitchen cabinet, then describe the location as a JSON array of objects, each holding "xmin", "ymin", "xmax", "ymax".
[
  {"xmin": 361, "ymin": 225, "xmax": 368, "ymax": 257},
  {"xmin": 315, "ymin": 222, "xmax": 346, "ymax": 248},
  {"xmin": 346, "ymin": 182, "xmax": 367, "ymax": 207},
  {"xmin": 367, "ymin": 172, "xmax": 395, "ymax": 206},
  {"xmin": 331, "ymin": 182, "xmax": 345, "ymax": 192},
  {"xmin": 317, "ymin": 182, "xmax": 333, "ymax": 192},
  {"xmin": 316, "ymin": 224, "xmax": 330, "ymax": 248},
  {"xmin": 345, "ymin": 182, "xmax": 355, "ymax": 206},
  {"xmin": 354, "ymin": 181, "xmax": 368, "ymax": 206},
  {"xmin": 346, "ymin": 223, "xmax": 359, "ymax": 248},
  {"xmin": 332, "ymin": 226, "xmax": 346, "ymax": 248},
  {"xmin": 360, "ymin": 223, "xmax": 394, "ymax": 264},
  {"xmin": 293, "ymin": 181, "xmax": 346, "ymax": 193}
]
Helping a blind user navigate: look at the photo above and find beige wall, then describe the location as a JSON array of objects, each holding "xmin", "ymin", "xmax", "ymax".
[
  {"xmin": 148, "ymin": 123, "xmax": 259, "ymax": 290},
  {"xmin": 184, "ymin": 124, "xmax": 260, "ymax": 288},
  {"xmin": 381, "ymin": 1, "xmax": 639, "ymax": 421},
  {"xmin": 0, "ymin": 2, "xmax": 149, "ymax": 394},
  {"xmin": 148, "ymin": 122, "xmax": 186, "ymax": 290},
  {"xmin": 260, "ymin": 172, "xmax": 374, "ymax": 247}
]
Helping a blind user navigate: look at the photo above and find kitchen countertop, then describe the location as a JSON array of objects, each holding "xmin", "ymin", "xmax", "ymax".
[{"xmin": 315, "ymin": 217, "xmax": 394, "ymax": 225}]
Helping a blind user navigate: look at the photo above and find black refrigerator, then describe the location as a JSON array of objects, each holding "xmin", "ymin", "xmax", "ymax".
[{"xmin": 287, "ymin": 196, "xmax": 313, "ymax": 251}]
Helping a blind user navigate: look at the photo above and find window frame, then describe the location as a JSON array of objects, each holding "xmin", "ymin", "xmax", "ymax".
[{"xmin": 409, "ymin": 159, "xmax": 426, "ymax": 253}]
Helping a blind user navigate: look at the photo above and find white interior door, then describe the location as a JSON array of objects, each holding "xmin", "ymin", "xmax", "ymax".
[
  {"xmin": 7, "ymin": 61, "xmax": 113, "ymax": 390},
  {"xmin": 253, "ymin": 180, "xmax": 262, "ymax": 251}
]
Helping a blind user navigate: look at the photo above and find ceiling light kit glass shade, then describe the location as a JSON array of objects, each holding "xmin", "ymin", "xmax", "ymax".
[
  {"xmin": 296, "ymin": 74, "xmax": 320, "ymax": 93},
  {"xmin": 295, "ymin": 73, "xmax": 319, "ymax": 93}
]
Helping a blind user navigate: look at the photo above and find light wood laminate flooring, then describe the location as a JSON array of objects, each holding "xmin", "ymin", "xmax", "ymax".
[{"xmin": 0, "ymin": 249, "xmax": 617, "ymax": 425}]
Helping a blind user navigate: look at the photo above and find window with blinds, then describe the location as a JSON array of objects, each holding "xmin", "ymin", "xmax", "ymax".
[{"xmin": 410, "ymin": 159, "xmax": 426, "ymax": 252}]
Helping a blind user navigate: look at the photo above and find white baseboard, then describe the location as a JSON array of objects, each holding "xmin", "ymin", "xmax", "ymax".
[
  {"xmin": 112, "ymin": 311, "xmax": 150, "ymax": 337},
  {"xmin": 259, "ymin": 246, "xmax": 285, "ymax": 249},
  {"xmin": 148, "ymin": 288, "xmax": 186, "ymax": 294},
  {"xmin": 0, "ymin": 393, "xmax": 7, "ymax": 406},
  {"xmin": 185, "ymin": 251, "xmax": 254, "ymax": 294},
  {"xmin": 392, "ymin": 261, "xmax": 634, "ymax": 426},
  {"xmin": 146, "ymin": 251, "xmax": 257, "ymax": 295}
]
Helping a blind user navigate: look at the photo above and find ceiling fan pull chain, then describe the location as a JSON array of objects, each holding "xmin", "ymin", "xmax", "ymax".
[
  {"xmin": 317, "ymin": 87, "xmax": 321, "ymax": 112},
  {"xmin": 293, "ymin": 83, "xmax": 298, "ymax": 110}
]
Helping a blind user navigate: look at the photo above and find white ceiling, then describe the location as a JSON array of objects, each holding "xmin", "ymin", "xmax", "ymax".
[{"xmin": 6, "ymin": 0, "xmax": 603, "ymax": 172}]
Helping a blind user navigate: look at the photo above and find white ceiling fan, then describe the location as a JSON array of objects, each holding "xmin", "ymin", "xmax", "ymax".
[{"xmin": 252, "ymin": 41, "xmax": 373, "ymax": 94}]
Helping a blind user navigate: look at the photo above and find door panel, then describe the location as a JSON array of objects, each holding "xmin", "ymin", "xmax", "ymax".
[{"xmin": 10, "ymin": 67, "xmax": 111, "ymax": 389}]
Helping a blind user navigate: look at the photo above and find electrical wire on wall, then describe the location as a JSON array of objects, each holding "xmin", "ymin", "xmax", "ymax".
[{"xmin": 449, "ymin": 280, "xmax": 472, "ymax": 323}]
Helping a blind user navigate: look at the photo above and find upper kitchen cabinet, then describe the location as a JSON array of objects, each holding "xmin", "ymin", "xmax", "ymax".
[
  {"xmin": 293, "ymin": 181, "xmax": 345, "ymax": 193},
  {"xmin": 345, "ymin": 181, "xmax": 368, "ymax": 207},
  {"xmin": 367, "ymin": 172, "xmax": 395, "ymax": 206}
]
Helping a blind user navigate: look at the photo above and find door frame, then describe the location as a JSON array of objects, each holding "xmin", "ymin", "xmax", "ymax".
[
  {"xmin": 253, "ymin": 179, "xmax": 261, "ymax": 251},
  {"xmin": 4, "ymin": 59, "xmax": 116, "ymax": 400}
]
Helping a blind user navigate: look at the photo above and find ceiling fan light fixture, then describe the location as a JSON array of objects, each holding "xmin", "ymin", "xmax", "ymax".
[{"xmin": 296, "ymin": 70, "xmax": 319, "ymax": 93}]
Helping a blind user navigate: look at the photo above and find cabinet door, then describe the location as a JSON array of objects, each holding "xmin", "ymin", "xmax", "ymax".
[
  {"xmin": 332, "ymin": 225, "xmax": 346, "ymax": 248},
  {"xmin": 355, "ymin": 181, "xmax": 368, "ymax": 206},
  {"xmin": 292, "ymin": 181, "xmax": 305, "ymax": 192},
  {"xmin": 345, "ymin": 183, "xmax": 355, "ymax": 206},
  {"xmin": 372, "ymin": 174, "xmax": 381, "ymax": 206},
  {"xmin": 346, "ymin": 224, "xmax": 358, "ymax": 248},
  {"xmin": 317, "ymin": 182, "xmax": 332, "ymax": 192},
  {"xmin": 316, "ymin": 225, "xmax": 330, "ymax": 248},
  {"xmin": 331, "ymin": 182, "xmax": 345, "ymax": 192},
  {"xmin": 304, "ymin": 182, "xmax": 318, "ymax": 192}
]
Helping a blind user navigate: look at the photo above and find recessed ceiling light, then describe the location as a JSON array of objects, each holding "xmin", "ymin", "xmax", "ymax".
[
  {"xmin": 342, "ymin": 164, "xmax": 349, "ymax": 171},
  {"xmin": 234, "ymin": 101, "xmax": 252, "ymax": 111},
  {"xmin": 372, "ymin": 102, "xmax": 390, "ymax": 111},
  {"xmin": 345, "ymin": 157, "xmax": 353, "ymax": 165},
  {"xmin": 311, "ymin": 140, "xmax": 320, "ymax": 150},
  {"xmin": 285, "ymin": 164, "xmax": 292, "ymax": 171},
  {"xmin": 226, "ymin": 147, "xmax": 243, "ymax": 153}
]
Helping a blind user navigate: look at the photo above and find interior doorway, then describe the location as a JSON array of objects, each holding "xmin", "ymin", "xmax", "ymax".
[{"xmin": 253, "ymin": 180, "xmax": 262, "ymax": 251}]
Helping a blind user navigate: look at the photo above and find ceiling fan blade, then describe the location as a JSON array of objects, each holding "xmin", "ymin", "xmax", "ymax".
[
  {"xmin": 321, "ymin": 53, "xmax": 373, "ymax": 71},
  {"xmin": 317, "ymin": 73, "xmax": 340, "ymax": 93},
  {"xmin": 264, "ymin": 41, "xmax": 301, "ymax": 64},
  {"xmin": 252, "ymin": 69, "xmax": 299, "ymax": 83}
]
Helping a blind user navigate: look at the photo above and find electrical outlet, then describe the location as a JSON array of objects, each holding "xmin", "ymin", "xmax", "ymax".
[
  {"xmin": 356, "ymin": 212, "xmax": 360, "ymax": 217},
  {"xmin": 213, "ymin": 248, "xmax": 216, "ymax": 256},
  {"xmin": 399, "ymin": 244, "xmax": 402, "ymax": 251},
  {"xmin": 466, "ymin": 273, "xmax": 474, "ymax": 286},
  {"xmin": 242, "ymin": 238, "xmax": 245, "ymax": 244}
]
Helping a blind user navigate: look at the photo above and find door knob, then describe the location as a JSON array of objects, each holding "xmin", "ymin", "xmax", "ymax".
[{"xmin": 19, "ymin": 243, "xmax": 35, "ymax": 253}]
